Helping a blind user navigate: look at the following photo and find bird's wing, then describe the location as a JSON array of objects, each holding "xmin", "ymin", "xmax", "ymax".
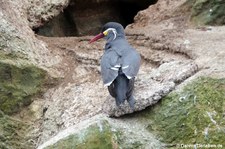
[
  {"xmin": 100, "ymin": 49, "xmax": 120, "ymax": 86},
  {"xmin": 121, "ymin": 48, "xmax": 141, "ymax": 79}
]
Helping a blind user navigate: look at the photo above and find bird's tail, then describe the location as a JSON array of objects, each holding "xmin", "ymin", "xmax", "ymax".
[{"xmin": 114, "ymin": 71, "xmax": 129, "ymax": 106}]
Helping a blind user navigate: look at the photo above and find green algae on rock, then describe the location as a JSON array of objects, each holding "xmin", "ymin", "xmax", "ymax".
[
  {"xmin": 0, "ymin": 111, "xmax": 33, "ymax": 149},
  {"xmin": 191, "ymin": 0, "xmax": 225, "ymax": 25},
  {"xmin": 0, "ymin": 61, "xmax": 48, "ymax": 115},
  {"xmin": 45, "ymin": 120, "xmax": 120, "ymax": 149},
  {"xmin": 184, "ymin": 0, "xmax": 225, "ymax": 25},
  {"xmin": 142, "ymin": 77, "xmax": 225, "ymax": 147},
  {"xmin": 38, "ymin": 114, "xmax": 163, "ymax": 149}
]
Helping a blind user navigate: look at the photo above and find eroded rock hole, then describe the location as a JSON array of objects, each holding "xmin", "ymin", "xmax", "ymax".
[{"xmin": 34, "ymin": 0, "xmax": 157, "ymax": 37}]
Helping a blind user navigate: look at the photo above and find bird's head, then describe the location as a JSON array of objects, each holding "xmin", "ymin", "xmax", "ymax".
[{"xmin": 89, "ymin": 22, "xmax": 125, "ymax": 43}]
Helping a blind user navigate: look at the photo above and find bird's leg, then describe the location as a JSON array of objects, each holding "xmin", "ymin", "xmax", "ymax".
[
  {"xmin": 126, "ymin": 78, "xmax": 135, "ymax": 110},
  {"xmin": 127, "ymin": 78, "xmax": 135, "ymax": 96},
  {"xmin": 116, "ymin": 100, "xmax": 122, "ymax": 107}
]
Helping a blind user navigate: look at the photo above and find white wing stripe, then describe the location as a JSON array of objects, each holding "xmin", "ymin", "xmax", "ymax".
[
  {"xmin": 122, "ymin": 65, "xmax": 129, "ymax": 69},
  {"xmin": 110, "ymin": 67, "xmax": 119, "ymax": 71},
  {"xmin": 104, "ymin": 81, "xmax": 113, "ymax": 87},
  {"xmin": 126, "ymin": 75, "xmax": 132, "ymax": 79},
  {"xmin": 114, "ymin": 64, "xmax": 121, "ymax": 68}
]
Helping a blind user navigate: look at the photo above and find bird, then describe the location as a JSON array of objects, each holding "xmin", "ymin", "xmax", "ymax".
[{"xmin": 89, "ymin": 22, "xmax": 141, "ymax": 110}]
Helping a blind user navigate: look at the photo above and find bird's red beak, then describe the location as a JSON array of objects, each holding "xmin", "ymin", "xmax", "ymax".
[{"xmin": 89, "ymin": 33, "xmax": 104, "ymax": 43}]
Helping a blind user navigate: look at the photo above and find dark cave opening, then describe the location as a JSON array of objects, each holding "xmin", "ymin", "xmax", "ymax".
[
  {"xmin": 115, "ymin": 0, "xmax": 157, "ymax": 27},
  {"xmin": 34, "ymin": 0, "xmax": 157, "ymax": 37}
]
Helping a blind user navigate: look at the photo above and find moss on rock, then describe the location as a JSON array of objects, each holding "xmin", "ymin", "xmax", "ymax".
[
  {"xmin": 45, "ymin": 120, "xmax": 120, "ymax": 149},
  {"xmin": 0, "ymin": 51, "xmax": 58, "ymax": 149},
  {"xmin": 184, "ymin": 0, "xmax": 225, "ymax": 25},
  {"xmin": 0, "ymin": 61, "xmax": 48, "ymax": 115},
  {"xmin": 0, "ymin": 111, "xmax": 33, "ymax": 149},
  {"xmin": 192, "ymin": 0, "xmax": 225, "ymax": 25},
  {"xmin": 142, "ymin": 77, "xmax": 225, "ymax": 147}
]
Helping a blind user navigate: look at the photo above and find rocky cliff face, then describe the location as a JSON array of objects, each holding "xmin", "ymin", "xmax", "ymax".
[{"xmin": 0, "ymin": 0, "xmax": 225, "ymax": 148}]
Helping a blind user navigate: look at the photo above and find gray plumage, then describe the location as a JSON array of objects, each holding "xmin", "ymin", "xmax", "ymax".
[{"xmin": 100, "ymin": 22, "xmax": 141, "ymax": 109}]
